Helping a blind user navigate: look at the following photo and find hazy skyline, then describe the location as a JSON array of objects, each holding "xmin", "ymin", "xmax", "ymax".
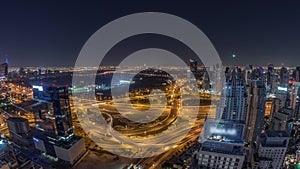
[{"xmin": 1, "ymin": 0, "xmax": 300, "ymax": 67}]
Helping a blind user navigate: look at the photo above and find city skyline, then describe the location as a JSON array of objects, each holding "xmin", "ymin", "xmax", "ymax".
[{"xmin": 1, "ymin": 1, "xmax": 300, "ymax": 169}]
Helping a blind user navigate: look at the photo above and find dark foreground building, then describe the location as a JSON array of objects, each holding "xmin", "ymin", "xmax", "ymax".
[{"xmin": 32, "ymin": 85, "xmax": 85, "ymax": 165}]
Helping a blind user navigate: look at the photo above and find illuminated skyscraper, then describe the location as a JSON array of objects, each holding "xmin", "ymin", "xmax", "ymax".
[
  {"xmin": 269, "ymin": 107, "xmax": 294, "ymax": 132},
  {"xmin": 217, "ymin": 67, "xmax": 248, "ymax": 121},
  {"xmin": 33, "ymin": 85, "xmax": 73, "ymax": 141},
  {"xmin": 292, "ymin": 66, "xmax": 300, "ymax": 82},
  {"xmin": 266, "ymin": 64, "xmax": 278, "ymax": 94},
  {"xmin": 291, "ymin": 82, "xmax": 300, "ymax": 120},
  {"xmin": 198, "ymin": 67, "xmax": 248, "ymax": 169},
  {"xmin": 189, "ymin": 58, "xmax": 197, "ymax": 72},
  {"xmin": 245, "ymin": 76, "xmax": 266, "ymax": 143},
  {"xmin": 198, "ymin": 119, "xmax": 245, "ymax": 169},
  {"xmin": 0, "ymin": 57, "xmax": 8, "ymax": 78},
  {"xmin": 32, "ymin": 85, "xmax": 85, "ymax": 164},
  {"xmin": 279, "ymin": 65, "xmax": 289, "ymax": 88},
  {"xmin": 251, "ymin": 130, "xmax": 289, "ymax": 169}
]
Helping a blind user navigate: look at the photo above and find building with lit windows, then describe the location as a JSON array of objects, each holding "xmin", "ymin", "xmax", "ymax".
[
  {"xmin": 280, "ymin": 65, "xmax": 290, "ymax": 88},
  {"xmin": 269, "ymin": 107, "xmax": 294, "ymax": 133},
  {"xmin": 245, "ymin": 67, "xmax": 266, "ymax": 143},
  {"xmin": 266, "ymin": 64, "xmax": 278, "ymax": 94},
  {"xmin": 32, "ymin": 85, "xmax": 85, "ymax": 165},
  {"xmin": 290, "ymin": 82, "xmax": 300, "ymax": 120},
  {"xmin": 198, "ymin": 119, "xmax": 245, "ymax": 169},
  {"xmin": 217, "ymin": 67, "xmax": 248, "ymax": 121},
  {"xmin": 198, "ymin": 67, "xmax": 248, "ymax": 169},
  {"xmin": 32, "ymin": 85, "xmax": 73, "ymax": 141},
  {"xmin": 0, "ymin": 58, "xmax": 8, "ymax": 79},
  {"xmin": 251, "ymin": 130, "xmax": 289, "ymax": 169}
]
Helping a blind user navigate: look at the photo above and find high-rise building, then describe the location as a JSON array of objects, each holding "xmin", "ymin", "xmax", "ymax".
[
  {"xmin": 251, "ymin": 130, "xmax": 289, "ymax": 169},
  {"xmin": 0, "ymin": 57, "xmax": 8, "ymax": 78},
  {"xmin": 245, "ymin": 78, "xmax": 266, "ymax": 143},
  {"xmin": 276, "ymin": 86, "xmax": 289, "ymax": 108},
  {"xmin": 270, "ymin": 98, "xmax": 281, "ymax": 121},
  {"xmin": 198, "ymin": 67, "xmax": 248, "ymax": 169},
  {"xmin": 201, "ymin": 66, "xmax": 210, "ymax": 90},
  {"xmin": 266, "ymin": 64, "xmax": 278, "ymax": 94},
  {"xmin": 198, "ymin": 119, "xmax": 245, "ymax": 169},
  {"xmin": 32, "ymin": 85, "xmax": 73, "ymax": 141},
  {"xmin": 290, "ymin": 82, "xmax": 300, "ymax": 120},
  {"xmin": 244, "ymin": 65, "xmax": 253, "ymax": 85},
  {"xmin": 208, "ymin": 64, "xmax": 224, "ymax": 95},
  {"xmin": 32, "ymin": 85, "xmax": 85, "ymax": 165},
  {"xmin": 279, "ymin": 65, "xmax": 289, "ymax": 88},
  {"xmin": 189, "ymin": 58, "xmax": 197, "ymax": 72},
  {"xmin": 277, "ymin": 66, "xmax": 290, "ymax": 108},
  {"xmin": 293, "ymin": 66, "xmax": 300, "ymax": 82},
  {"xmin": 270, "ymin": 107, "xmax": 294, "ymax": 132},
  {"xmin": 217, "ymin": 67, "xmax": 248, "ymax": 121}
]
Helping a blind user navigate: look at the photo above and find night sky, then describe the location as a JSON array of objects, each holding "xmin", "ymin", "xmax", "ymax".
[{"xmin": 1, "ymin": 0, "xmax": 300, "ymax": 67}]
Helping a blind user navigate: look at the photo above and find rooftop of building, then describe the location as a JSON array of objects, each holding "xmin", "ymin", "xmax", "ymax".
[
  {"xmin": 259, "ymin": 130, "xmax": 289, "ymax": 147},
  {"xmin": 253, "ymin": 153, "xmax": 273, "ymax": 162},
  {"xmin": 204, "ymin": 137, "xmax": 244, "ymax": 144},
  {"xmin": 265, "ymin": 130, "xmax": 289, "ymax": 137},
  {"xmin": 200, "ymin": 139, "xmax": 244, "ymax": 155},
  {"xmin": 203, "ymin": 118, "xmax": 246, "ymax": 142},
  {"xmin": 7, "ymin": 117, "xmax": 28, "ymax": 123},
  {"xmin": 34, "ymin": 131, "xmax": 82, "ymax": 150},
  {"xmin": 205, "ymin": 118, "xmax": 245, "ymax": 125},
  {"xmin": 0, "ymin": 140, "xmax": 9, "ymax": 155},
  {"xmin": 277, "ymin": 108, "xmax": 293, "ymax": 115}
]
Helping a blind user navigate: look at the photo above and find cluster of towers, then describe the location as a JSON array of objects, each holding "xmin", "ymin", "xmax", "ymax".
[{"xmin": 197, "ymin": 64, "xmax": 299, "ymax": 169}]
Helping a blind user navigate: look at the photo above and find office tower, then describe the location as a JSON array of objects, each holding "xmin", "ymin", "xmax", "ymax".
[
  {"xmin": 198, "ymin": 67, "xmax": 248, "ymax": 169},
  {"xmin": 189, "ymin": 58, "xmax": 197, "ymax": 72},
  {"xmin": 208, "ymin": 64, "xmax": 223, "ymax": 95},
  {"xmin": 266, "ymin": 64, "xmax": 278, "ymax": 94},
  {"xmin": 0, "ymin": 57, "xmax": 8, "ymax": 78},
  {"xmin": 290, "ymin": 82, "xmax": 300, "ymax": 120},
  {"xmin": 251, "ymin": 130, "xmax": 289, "ymax": 169},
  {"xmin": 37, "ymin": 66, "xmax": 42, "ymax": 75},
  {"xmin": 270, "ymin": 107, "xmax": 294, "ymax": 132},
  {"xmin": 279, "ymin": 65, "xmax": 289, "ymax": 88},
  {"xmin": 217, "ymin": 67, "xmax": 248, "ymax": 121},
  {"xmin": 276, "ymin": 86, "xmax": 289, "ymax": 108},
  {"xmin": 244, "ymin": 65, "xmax": 253, "ymax": 85},
  {"xmin": 270, "ymin": 98, "xmax": 281, "ymax": 121},
  {"xmin": 32, "ymin": 85, "xmax": 85, "ymax": 165},
  {"xmin": 277, "ymin": 66, "xmax": 290, "ymax": 108},
  {"xmin": 245, "ymin": 78, "xmax": 266, "ymax": 143},
  {"xmin": 293, "ymin": 66, "xmax": 300, "ymax": 82},
  {"xmin": 201, "ymin": 66, "xmax": 210, "ymax": 90},
  {"xmin": 33, "ymin": 85, "xmax": 73, "ymax": 141},
  {"xmin": 198, "ymin": 119, "xmax": 245, "ymax": 169}
]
